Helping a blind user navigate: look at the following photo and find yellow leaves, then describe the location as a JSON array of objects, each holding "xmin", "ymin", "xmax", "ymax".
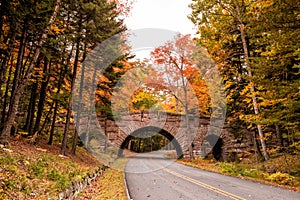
[
  {"xmin": 240, "ymin": 113, "xmax": 261, "ymax": 122},
  {"xmin": 224, "ymin": 80, "xmax": 235, "ymax": 90},
  {"xmin": 259, "ymin": 98, "xmax": 287, "ymax": 107},
  {"xmin": 160, "ymin": 96, "xmax": 178, "ymax": 113},
  {"xmin": 265, "ymin": 172, "xmax": 296, "ymax": 186},
  {"xmin": 261, "ymin": 47, "xmax": 277, "ymax": 57},
  {"xmin": 0, "ymin": 42, "xmax": 8, "ymax": 50},
  {"xmin": 130, "ymin": 90, "xmax": 159, "ymax": 111},
  {"xmin": 50, "ymin": 24, "xmax": 65, "ymax": 35},
  {"xmin": 253, "ymin": 0, "xmax": 273, "ymax": 9},
  {"xmin": 239, "ymin": 84, "xmax": 256, "ymax": 108},
  {"xmin": 80, "ymin": 168, "xmax": 127, "ymax": 199}
]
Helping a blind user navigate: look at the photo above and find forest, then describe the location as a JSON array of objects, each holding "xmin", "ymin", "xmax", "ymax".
[{"xmin": 0, "ymin": 0, "xmax": 299, "ymax": 164}]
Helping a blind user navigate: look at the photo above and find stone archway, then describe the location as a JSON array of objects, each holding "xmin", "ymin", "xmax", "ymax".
[{"xmin": 118, "ymin": 126, "xmax": 183, "ymax": 158}]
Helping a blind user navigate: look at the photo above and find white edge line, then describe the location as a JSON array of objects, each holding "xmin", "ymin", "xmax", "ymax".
[{"xmin": 124, "ymin": 171, "xmax": 133, "ymax": 200}]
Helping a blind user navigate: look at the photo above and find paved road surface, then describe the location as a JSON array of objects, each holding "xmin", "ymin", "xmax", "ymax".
[{"xmin": 125, "ymin": 151, "xmax": 300, "ymax": 200}]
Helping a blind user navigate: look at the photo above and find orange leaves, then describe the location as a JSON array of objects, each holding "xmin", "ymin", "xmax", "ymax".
[
  {"xmin": 99, "ymin": 74, "xmax": 111, "ymax": 83},
  {"xmin": 150, "ymin": 33, "xmax": 211, "ymax": 115},
  {"xmin": 120, "ymin": 60, "xmax": 134, "ymax": 71},
  {"xmin": 150, "ymin": 47, "xmax": 170, "ymax": 65},
  {"xmin": 182, "ymin": 66, "xmax": 197, "ymax": 79},
  {"xmin": 151, "ymin": 33, "xmax": 196, "ymax": 72},
  {"xmin": 50, "ymin": 24, "xmax": 65, "ymax": 35}
]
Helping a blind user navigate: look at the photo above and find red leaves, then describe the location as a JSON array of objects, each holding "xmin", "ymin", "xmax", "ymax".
[{"xmin": 149, "ymin": 33, "xmax": 211, "ymax": 114}]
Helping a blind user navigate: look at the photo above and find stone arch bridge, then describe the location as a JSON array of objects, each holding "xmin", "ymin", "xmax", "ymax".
[{"xmin": 77, "ymin": 111, "xmax": 246, "ymax": 160}]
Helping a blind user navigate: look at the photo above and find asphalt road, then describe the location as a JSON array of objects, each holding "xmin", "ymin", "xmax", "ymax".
[{"xmin": 125, "ymin": 151, "xmax": 300, "ymax": 200}]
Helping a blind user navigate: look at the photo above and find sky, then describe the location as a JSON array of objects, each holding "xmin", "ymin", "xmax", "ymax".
[
  {"xmin": 125, "ymin": 0, "xmax": 196, "ymax": 34},
  {"xmin": 124, "ymin": 0, "xmax": 197, "ymax": 59}
]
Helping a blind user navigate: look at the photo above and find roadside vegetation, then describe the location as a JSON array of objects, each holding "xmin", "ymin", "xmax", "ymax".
[
  {"xmin": 78, "ymin": 168, "xmax": 127, "ymax": 200},
  {"xmin": 0, "ymin": 137, "xmax": 127, "ymax": 199},
  {"xmin": 178, "ymin": 151, "xmax": 300, "ymax": 191}
]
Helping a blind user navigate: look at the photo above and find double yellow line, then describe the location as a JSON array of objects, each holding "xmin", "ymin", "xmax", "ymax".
[{"xmin": 150, "ymin": 158, "xmax": 246, "ymax": 200}]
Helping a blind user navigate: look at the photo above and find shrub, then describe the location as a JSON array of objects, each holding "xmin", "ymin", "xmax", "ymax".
[
  {"xmin": 47, "ymin": 169, "xmax": 62, "ymax": 181},
  {"xmin": 54, "ymin": 176, "xmax": 68, "ymax": 190},
  {"xmin": 239, "ymin": 168, "xmax": 259, "ymax": 178},
  {"xmin": 220, "ymin": 162, "xmax": 236, "ymax": 175},
  {"xmin": 265, "ymin": 172, "xmax": 296, "ymax": 186},
  {"xmin": 28, "ymin": 162, "xmax": 45, "ymax": 179},
  {"xmin": 220, "ymin": 163, "xmax": 259, "ymax": 178}
]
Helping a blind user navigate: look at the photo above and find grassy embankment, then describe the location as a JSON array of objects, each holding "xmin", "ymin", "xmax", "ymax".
[
  {"xmin": 77, "ymin": 151, "xmax": 132, "ymax": 200},
  {"xmin": 177, "ymin": 151, "xmax": 300, "ymax": 191},
  {"xmin": 0, "ymin": 137, "xmax": 128, "ymax": 199}
]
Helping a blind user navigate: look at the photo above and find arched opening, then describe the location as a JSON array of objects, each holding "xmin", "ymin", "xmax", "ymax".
[
  {"xmin": 204, "ymin": 134, "xmax": 224, "ymax": 161},
  {"xmin": 212, "ymin": 138, "xmax": 223, "ymax": 161},
  {"xmin": 118, "ymin": 126, "xmax": 183, "ymax": 159}
]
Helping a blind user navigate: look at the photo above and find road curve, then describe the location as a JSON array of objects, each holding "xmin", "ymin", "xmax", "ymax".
[{"xmin": 125, "ymin": 151, "xmax": 300, "ymax": 200}]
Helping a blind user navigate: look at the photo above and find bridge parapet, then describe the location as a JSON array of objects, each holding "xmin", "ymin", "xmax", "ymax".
[
  {"xmin": 96, "ymin": 111, "xmax": 207, "ymax": 156},
  {"xmin": 75, "ymin": 111, "xmax": 244, "ymax": 160}
]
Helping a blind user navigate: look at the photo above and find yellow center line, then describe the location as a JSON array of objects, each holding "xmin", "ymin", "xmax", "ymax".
[{"xmin": 150, "ymin": 158, "xmax": 247, "ymax": 200}]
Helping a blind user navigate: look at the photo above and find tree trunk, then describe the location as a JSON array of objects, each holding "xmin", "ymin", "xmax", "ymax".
[
  {"xmin": 39, "ymin": 102, "xmax": 54, "ymax": 134},
  {"xmin": 48, "ymin": 102, "xmax": 58, "ymax": 145},
  {"xmin": 60, "ymin": 102, "xmax": 71, "ymax": 155},
  {"xmin": 240, "ymin": 26, "xmax": 269, "ymax": 161},
  {"xmin": 182, "ymin": 68, "xmax": 192, "ymax": 159},
  {"xmin": 49, "ymin": 41, "xmax": 71, "ymax": 145},
  {"xmin": 275, "ymin": 124, "xmax": 283, "ymax": 147},
  {"xmin": 104, "ymin": 117, "xmax": 108, "ymax": 153},
  {"xmin": 9, "ymin": 25, "xmax": 27, "ymax": 117},
  {"xmin": 84, "ymin": 59, "xmax": 98, "ymax": 149},
  {"xmin": 236, "ymin": 5, "xmax": 269, "ymax": 160},
  {"xmin": 71, "ymin": 25, "xmax": 83, "ymax": 154},
  {"xmin": 48, "ymin": 65, "xmax": 65, "ymax": 145},
  {"xmin": 84, "ymin": 113, "xmax": 91, "ymax": 149},
  {"xmin": 0, "ymin": 0, "xmax": 61, "ymax": 145},
  {"xmin": 1, "ymin": 60, "xmax": 13, "ymax": 124},
  {"xmin": 25, "ymin": 81, "xmax": 38, "ymax": 135},
  {"xmin": 0, "ymin": 84, "xmax": 24, "ymax": 145},
  {"xmin": 33, "ymin": 59, "xmax": 51, "ymax": 134},
  {"xmin": 0, "ymin": 0, "xmax": 8, "ymax": 37},
  {"xmin": 61, "ymin": 38, "xmax": 81, "ymax": 155},
  {"xmin": 253, "ymin": 131, "xmax": 263, "ymax": 162},
  {"xmin": 0, "ymin": 31, "xmax": 15, "ymax": 100}
]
